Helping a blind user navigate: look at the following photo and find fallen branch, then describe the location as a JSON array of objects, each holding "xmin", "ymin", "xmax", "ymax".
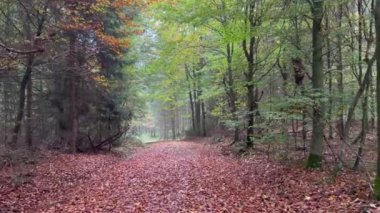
[{"xmin": 95, "ymin": 131, "xmax": 125, "ymax": 149}]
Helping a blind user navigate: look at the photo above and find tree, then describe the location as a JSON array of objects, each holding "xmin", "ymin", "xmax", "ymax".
[
  {"xmin": 9, "ymin": 1, "xmax": 49, "ymax": 148},
  {"xmin": 306, "ymin": 0, "xmax": 325, "ymax": 168},
  {"xmin": 374, "ymin": 0, "xmax": 380, "ymax": 200},
  {"xmin": 0, "ymin": 0, "xmax": 144, "ymax": 152}
]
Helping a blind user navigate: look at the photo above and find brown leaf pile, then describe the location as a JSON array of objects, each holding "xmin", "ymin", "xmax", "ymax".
[{"xmin": 0, "ymin": 141, "xmax": 377, "ymax": 212}]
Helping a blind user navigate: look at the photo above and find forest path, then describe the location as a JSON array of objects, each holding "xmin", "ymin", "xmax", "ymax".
[
  {"xmin": 1, "ymin": 141, "xmax": 370, "ymax": 212},
  {"xmin": 68, "ymin": 141, "xmax": 256, "ymax": 212},
  {"xmin": 40, "ymin": 141, "xmax": 263, "ymax": 212}
]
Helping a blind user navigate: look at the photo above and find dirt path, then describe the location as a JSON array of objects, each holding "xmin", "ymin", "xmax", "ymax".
[
  {"xmin": 47, "ymin": 142, "xmax": 253, "ymax": 212},
  {"xmin": 0, "ymin": 141, "xmax": 373, "ymax": 212}
]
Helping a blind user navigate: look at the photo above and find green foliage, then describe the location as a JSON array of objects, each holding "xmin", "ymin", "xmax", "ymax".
[{"xmin": 126, "ymin": 0, "xmax": 380, "ymax": 174}]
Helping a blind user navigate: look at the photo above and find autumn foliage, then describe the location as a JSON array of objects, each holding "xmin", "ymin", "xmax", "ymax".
[
  {"xmin": 60, "ymin": 0, "xmax": 137, "ymax": 53},
  {"xmin": 0, "ymin": 141, "xmax": 376, "ymax": 211}
]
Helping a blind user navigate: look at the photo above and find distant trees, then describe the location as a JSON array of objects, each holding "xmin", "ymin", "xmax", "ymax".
[
  {"xmin": 142, "ymin": 0, "xmax": 380, "ymax": 177},
  {"xmin": 0, "ymin": 0, "xmax": 143, "ymax": 152}
]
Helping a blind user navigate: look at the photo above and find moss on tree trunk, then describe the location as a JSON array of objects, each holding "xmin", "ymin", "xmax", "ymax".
[
  {"xmin": 374, "ymin": 177, "xmax": 380, "ymax": 200},
  {"xmin": 306, "ymin": 153, "xmax": 322, "ymax": 168}
]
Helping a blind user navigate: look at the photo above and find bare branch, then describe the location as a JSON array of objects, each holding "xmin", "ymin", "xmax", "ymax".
[{"xmin": 0, "ymin": 42, "xmax": 44, "ymax": 54}]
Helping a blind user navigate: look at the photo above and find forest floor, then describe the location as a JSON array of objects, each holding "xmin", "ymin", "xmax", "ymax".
[{"xmin": 0, "ymin": 139, "xmax": 378, "ymax": 212}]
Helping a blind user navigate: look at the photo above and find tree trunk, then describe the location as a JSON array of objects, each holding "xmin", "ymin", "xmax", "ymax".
[
  {"xmin": 25, "ymin": 9, "xmax": 33, "ymax": 148},
  {"xmin": 354, "ymin": 1, "xmax": 370, "ymax": 169},
  {"xmin": 246, "ymin": 83, "xmax": 255, "ymax": 147},
  {"xmin": 194, "ymin": 93, "xmax": 201, "ymax": 136},
  {"xmin": 337, "ymin": 5, "xmax": 345, "ymax": 140},
  {"xmin": 26, "ymin": 77, "xmax": 33, "ymax": 147},
  {"xmin": 163, "ymin": 111, "xmax": 168, "ymax": 140},
  {"xmin": 171, "ymin": 112, "xmax": 176, "ymax": 140},
  {"xmin": 201, "ymin": 101, "xmax": 207, "ymax": 137},
  {"xmin": 306, "ymin": 0, "xmax": 325, "ymax": 168},
  {"xmin": 225, "ymin": 43, "xmax": 239, "ymax": 142},
  {"xmin": 185, "ymin": 66, "xmax": 195, "ymax": 132},
  {"xmin": 192, "ymin": 69, "xmax": 202, "ymax": 136},
  {"xmin": 373, "ymin": 0, "xmax": 380, "ymax": 200},
  {"xmin": 11, "ymin": 56, "xmax": 34, "ymax": 148},
  {"xmin": 354, "ymin": 82, "xmax": 370, "ymax": 169},
  {"xmin": 243, "ymin": 36, "xmax": 256, "ymax": 148},
  {"xmin": 326, "ymin": 15, "xmax": 333, "ymax": 140},
  {"xmin": 10, "ymin": 4, "xmax": 47, "ymax": 148},
  {"xmin": 2, "ymin": 73, "xmax": 9, "ymax": 143},
  {"xmin": 67, "ymin": 33, "xmax": 78, "ymax": 153},
  {"xmin": 371, "ymin": 78, "xmax": 376, "ymax": 129}
]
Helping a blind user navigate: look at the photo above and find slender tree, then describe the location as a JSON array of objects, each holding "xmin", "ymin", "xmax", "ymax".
[
  {"xmin": 374, "ymin": 0, "xmax": 380, "ymax": 200},
  {"xmin": 306, "ymin": 0, "xmax": 325, "ymax": 168}
]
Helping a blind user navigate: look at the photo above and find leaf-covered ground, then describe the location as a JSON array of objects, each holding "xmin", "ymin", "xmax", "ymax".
[{"xmin": 0, "ymin": 141, "xmax": 377, "ymax": 212}]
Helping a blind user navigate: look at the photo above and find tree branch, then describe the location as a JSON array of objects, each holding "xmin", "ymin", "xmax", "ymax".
[{"xmin": 0, "ymin": 42, "xmax": 44, "ymax": 55}]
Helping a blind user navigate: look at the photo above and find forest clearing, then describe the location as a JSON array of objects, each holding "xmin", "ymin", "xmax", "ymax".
[{"xmin": 3, "ymin": 0, "xmax": 380, "ymax": 212}]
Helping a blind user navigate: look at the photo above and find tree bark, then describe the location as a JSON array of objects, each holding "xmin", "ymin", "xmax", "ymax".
[
  {"xmin": 201, "ymin": 101, "xmax": 207, "ymax": 137},
  {"xmin": 185, "ymin": 66, "xmax": 195, "ymax": 132},
  {"xmin": 67, "ymin": 33, "xmax": 78, "ymax": 153},
  {"xmin": 242, "ymin": 37, "xmax": 258, "ymax": 147},
  {"xmin": 242, "ymin": 0, "xmax": 258, "ymax": 148},
  {"xmin": 354, "ymin": 0, "xmax": 370, "ymax": 169},
  {"xmin": 373, "ymin": 0, "xmax": 380, "ymax": 200},
  {"xmin": 337, "ymin": 5, "xmax": 345, "ymax": 140},
  {"xmin": 11, "ymin": 57, "xmax": 34, "ymax": 148},
  {"xmin": 25, "ymin": 6, "xmax": 33, "ymax": 147},
  {"xmin": 306, "ymin": 0, "xmax": 325, "ymax": 168},
  {"xmin": 26, "ymin": 76, "xmax": 33, "ymax": 147},
  {"xmin": 171, "ymin": 111, "xmax": 176, "ymax": 140},
  {"xmin": 192, "ymin": 69, "xmax": 202, "ymax": 136},
  {"xmin": 326, "ymin": 15, "xmax": 333, "ymax": 140},
  {"xmin": 225, "ymin": 43, "xmax": 239, "ymax": 142},
  {"xmin": 354, "ymin": 82, "xmax": 370, "ymax": 169}
]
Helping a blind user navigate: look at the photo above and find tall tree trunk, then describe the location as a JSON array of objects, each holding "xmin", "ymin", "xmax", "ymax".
[
  {"xmin": 26, "ymin": 77, "xmax": 33, "ymax": 147},
  {"xmin": 192, "ymin": 69, "xmax": 202, "ymax": 136},
  {"xmin": 194, "ymin": 94, "xmax": 201, "ymax": 136},
  {"xmin": 365, "ymin": 0, "xmax": 376, "ymax": 131},
  {"xmin": 189, "ymin": 92, "xmax": 195, "ymax": 131},
  {"xmin": 354, "ymin": 0, "xmax": 369, "ymax": 170},
  {"xmin": 185, "ymin": 66, "xmax": 195, "ymax": 131},
  {"xmin": 201, "ymin": 101, "xmax": 207, "ymax": 137},
  {"xmin": 163, "ymin": 110, "xmax": 168, "ymax": 140},
  {"xmin": 337, "ymin": 5, "xmax": 345, "ymax": 140},
  {"xmin": 243, "ymin": 37, "xmax": 256, "ymax": 148},
  {"xmin": 242, "ymin": 0, "xmax": 260, "ymax": 148},
  {"xmin": 373, "ymin": 0, "xmax": 380, "ymax": 200},
  {"xmin": 371, "ymin": 78, "xmax": 376, "ymax": 129},
  {"xmin": 246, "ymin": 82, "xmax": 255, "ymax": 147},
  {"xmin": 326, "ymin": 15, "xmax": 333, "ymax": 139},
  {"xmin": 225, "ymin": 43, "xmax": 239, "ymax": 142},
  {"xmin": 25, "ymin": 7, "xmax": 33, "ymax": 147},
  {"xmin": 354, "ymin": 82, "xmax": 370, "ymax": 169},
  {"xmin": 11, "ymin": 56, "xmax": 34, "ymax": 148},
  {"xmin": 306, "ymin": 0, "xmax": 325, "ymax": 168},
  {"xmin": 171, "ymin": 111, "xmax": 176, "ymax": 140},
  {"xmin": 2, "ymin": 0, "xmax": 11, "ymax": 144},
  {"xmin": 2, "ymin": 73, "xmax": 9, "ymax": 143},
  {"xmin": 67, "ymin": 33, "xmax": 78, "ymax": 153}
]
